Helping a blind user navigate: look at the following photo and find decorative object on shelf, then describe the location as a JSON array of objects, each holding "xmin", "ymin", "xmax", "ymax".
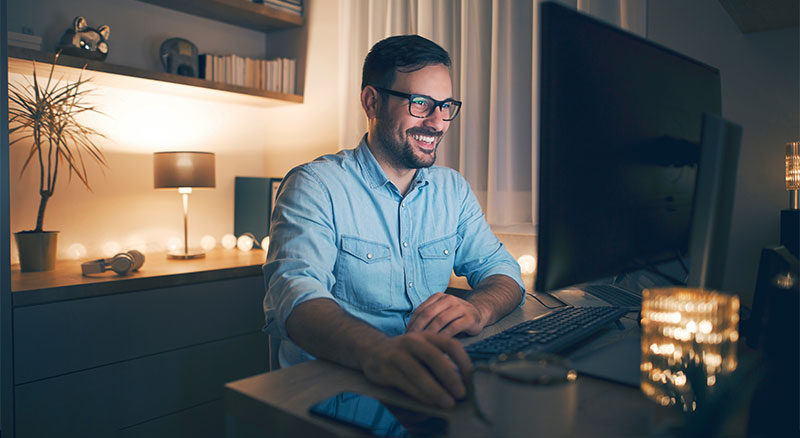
[
  {"xmin": 8, "ymin": 52, "xmax": 108, "ymax": 272},
  {"xmin": 200, "ymin": 235, "xmax": 217, "ymax": 251},
  {"xmin": 81, "ymin": 249, "xmax": 145, "ymax": 276},
  {"xmin": 159, "ymin": 37, "xmax": 199, "ymax": 77},
  {"xmin": 154, "ymin": 152, "xmax": 216, "ymax": 259},
  {"xmin": 221, "ymin": 233, "xmax": 238, "ymax": 249},
  {"xmin": 237, "ymin": 233, "xmax": 255, "ymax": 252},
  {"xmin": 57, "ymin": 16, "xmax": 110, "ymax": 61}
]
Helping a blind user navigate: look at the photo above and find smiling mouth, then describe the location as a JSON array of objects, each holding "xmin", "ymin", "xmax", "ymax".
[{"xmin": 410, "ymin": 133, "xmax": 438, "ymax": 149}]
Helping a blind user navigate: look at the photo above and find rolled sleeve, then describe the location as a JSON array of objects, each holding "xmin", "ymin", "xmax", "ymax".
[
  {"xmin": 453, "ymin": 179, "xmax": 525, "ymax": 301},
  {"xmin": 262, "ymin": 166, "xmax": 339, "ymax": 339}
]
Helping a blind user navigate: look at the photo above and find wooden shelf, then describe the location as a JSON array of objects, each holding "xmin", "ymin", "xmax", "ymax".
[
  {"xmin": 137, "ymin": 0, "xmax": 303, "ymax": 32},
  {"xmin": 8, "ymin": 47, "xmax": 303, "ymax": 105}
]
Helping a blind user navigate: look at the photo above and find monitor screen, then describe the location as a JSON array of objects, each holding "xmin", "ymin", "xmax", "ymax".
[{"xmin": 535, "ymin": 2, "xmax": 722, "ymax": 292}]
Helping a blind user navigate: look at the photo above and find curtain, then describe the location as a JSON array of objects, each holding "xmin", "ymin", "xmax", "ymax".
[{"xmin": 338, "ymin": 0, "xmax": 647, "ymax": 228}]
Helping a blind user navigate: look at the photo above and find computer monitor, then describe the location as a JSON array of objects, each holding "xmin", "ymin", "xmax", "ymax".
[{"xmin": 535, "ymin": 2, "xmax": 723, "ymax": 293}]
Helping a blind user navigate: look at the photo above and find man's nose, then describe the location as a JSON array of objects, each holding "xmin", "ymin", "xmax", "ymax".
[{"xmin": 423, "ymin": 106, "xmax": 449, "ymax": 131}]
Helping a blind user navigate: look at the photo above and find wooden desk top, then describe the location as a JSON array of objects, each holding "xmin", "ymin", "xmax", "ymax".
[
  {"xmin": 11, "ymin": 248, "xmax": 266, "ymax": 307},
  {"xmin": 224, "ymin": 298, "xmax": 657, "ymax": 437}
]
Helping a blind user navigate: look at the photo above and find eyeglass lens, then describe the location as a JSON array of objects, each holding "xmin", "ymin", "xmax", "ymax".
[{"xmin": 409, "ymin": 96, "xmax": 460, "ymax": 120}]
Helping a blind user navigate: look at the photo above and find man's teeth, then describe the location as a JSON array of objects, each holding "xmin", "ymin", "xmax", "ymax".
[{"xmin": 412, "ymin": 134, "xmax": 435, "ymax": 144}]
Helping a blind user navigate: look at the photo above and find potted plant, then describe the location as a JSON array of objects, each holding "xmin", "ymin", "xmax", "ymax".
[{"xmin": 8, "ymin": 53, "xmax": 107, "ymax": 271}]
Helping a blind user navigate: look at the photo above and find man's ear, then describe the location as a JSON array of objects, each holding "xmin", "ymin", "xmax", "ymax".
[{"xmin": 361, "ymin": 86, "xmax": 380, "ymax": 120}]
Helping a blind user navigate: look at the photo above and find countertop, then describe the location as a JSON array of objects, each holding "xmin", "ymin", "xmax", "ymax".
[{"xmin": 11, "ymin": 248, "xmax": 267, "ymax": 307}]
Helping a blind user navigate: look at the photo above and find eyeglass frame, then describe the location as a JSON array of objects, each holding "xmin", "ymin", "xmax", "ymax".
[{"xmin": 374, "ymin": 87, "xmax": 462, "ymax": 121}]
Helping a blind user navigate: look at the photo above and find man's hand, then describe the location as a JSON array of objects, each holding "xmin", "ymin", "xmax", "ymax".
[
  {"xmin": 406, "ymin": 292, "xmax": 486, "ymax": 337},
  {"xmin": 359, "ymin": 331, "xmax": 472, "ymax": 409}
]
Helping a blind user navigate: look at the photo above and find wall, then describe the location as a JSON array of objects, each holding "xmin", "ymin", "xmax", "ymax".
[
  {"xmin": 648, "ymin": 0, "xmax": 799, "ymax": 303},
  {"xmin": 7, "ymin": 0, "xmax": 340, "ymax": 263}
]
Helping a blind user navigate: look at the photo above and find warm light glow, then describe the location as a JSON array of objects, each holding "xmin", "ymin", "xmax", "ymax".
[
  {"xmin": 200, "ymin": 235, "xmax": 217, "ymax": 251},
  {"xmin": 517, "ymin": 254, "xmax": 537, "ymax": 275},
  {"xmin": 640, "ymin": 287, "xmax": 739, "ymax": 412},
  {"xmin": 167, "ymin": 236, "xmax": 182, "ymax": 252},
  {"xmin": 178, "ymin": 187, "xmax": 193, "ymax": 194},
  {"xmin": 786, "ymin": 141, "xmax": 800, "ymax": 190},
  {"xmin": 237, "ymin": 234, "xmax": 254, "ymax": 252},
  {"xmin": 261, "ymin": 236, "xmax": 270, "ymax": 251},
  {"xmin": 103, "ymin": 241, "xmax": 121, "ymax": 258},
  {"xmin": 67, "ymin": 243, "xmax": 87, "ymax": 260},
  {"xmin": 221, "ymin": 234, "xmax": 237, "ymax": 249}
]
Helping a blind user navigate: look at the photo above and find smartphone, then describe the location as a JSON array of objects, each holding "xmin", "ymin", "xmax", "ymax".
[{"xmin": 308, "ymin": 391, "xmax": 449, "ymax": 437}]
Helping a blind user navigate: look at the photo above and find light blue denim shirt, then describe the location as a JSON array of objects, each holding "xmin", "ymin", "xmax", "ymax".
[{"xmin": 263, "ymin": 137, "xmax": 524, "ymax": 367}]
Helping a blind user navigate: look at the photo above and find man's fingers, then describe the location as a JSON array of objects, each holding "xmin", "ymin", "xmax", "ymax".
[
  {"xmin": 425, "ymin": 332, "xmax": 473, "ymax": 380},
  {"xmin": 407, "ymin": 293, "xmax": 447, "ymax": 331},
  {"xmin": 406, "ymin": 336, "xmax": 466, "ymax": 400},
  {"xmin": 422, "ymin": 306, "xmax": 465, "ymax": 334},
  {"xmin": 396, "ymin": 351, "xmax": 457, "ymax": 408}
]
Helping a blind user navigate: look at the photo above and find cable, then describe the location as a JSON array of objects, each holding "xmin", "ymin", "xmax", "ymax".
[
  {"xmin": 676, "ymin": 251, "xmax": 689, "ymax": 275},
  {"xmin": 526, "ymin": 292, "xmax": 567, "ymax": 309}
]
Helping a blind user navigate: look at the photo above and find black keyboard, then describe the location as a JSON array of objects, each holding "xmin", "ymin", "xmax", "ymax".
[
  {"xmin": 582, "ymin": 284, "xmax": 642, "ymax": 308},
  {"xmin": 465, "ymin": 306, "xmax": 628, "ymax": 361}
]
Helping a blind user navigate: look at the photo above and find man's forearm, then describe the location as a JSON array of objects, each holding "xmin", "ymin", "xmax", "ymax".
[
  {"xmin": 464, "ymin": 274, "xmax": 523, "ymax": 327},
  {"xmin": 285, "ymin": 298, "xmax": 387, "ymax": 370}
]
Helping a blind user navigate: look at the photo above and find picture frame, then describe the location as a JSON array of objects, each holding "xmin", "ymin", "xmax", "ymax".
[{"xmin": 234, "ymin": 176, "xmax": 283, "ymax": 242}]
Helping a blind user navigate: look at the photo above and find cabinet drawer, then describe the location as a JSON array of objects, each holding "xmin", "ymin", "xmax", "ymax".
[
  {"xmin": 118, "ymin": 399, "xmax": 223, "ymax": 438},
  {"xmin": 14, "ymin": 275, "xmax": 265, "ymax": 384},
  {"xmin": 15, "ymin": 332, "xmax": 266, "ymax": 438}
]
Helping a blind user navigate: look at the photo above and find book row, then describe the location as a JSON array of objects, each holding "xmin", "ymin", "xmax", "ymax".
[{"xmin": 199, "ymin": 54, "xmax": 296, "ymax": 95}]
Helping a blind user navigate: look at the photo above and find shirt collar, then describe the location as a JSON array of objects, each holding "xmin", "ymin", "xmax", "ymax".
[{"xmin": 355, "ymin": 135, "xmax": 432, "ymax": 190}]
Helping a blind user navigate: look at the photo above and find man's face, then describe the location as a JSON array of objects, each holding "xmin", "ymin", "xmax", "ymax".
[{"xmin": 373, "ymin": 64, "xmax": 453, "ymax": 170}]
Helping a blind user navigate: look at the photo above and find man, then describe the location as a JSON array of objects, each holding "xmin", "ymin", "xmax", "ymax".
[{"xmin": 263, "ymin": 35, "xmax": 524, "ymax": 409}]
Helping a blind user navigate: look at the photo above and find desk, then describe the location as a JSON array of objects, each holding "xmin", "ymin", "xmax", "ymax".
[{"xmin": 224, "ymin": 297, "xmax": 659, "ymax": 437}]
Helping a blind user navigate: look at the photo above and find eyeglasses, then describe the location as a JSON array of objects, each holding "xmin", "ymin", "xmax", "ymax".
[{"xmin": 375, "ymin": 87, "xmax": 462, "ymax": 121}]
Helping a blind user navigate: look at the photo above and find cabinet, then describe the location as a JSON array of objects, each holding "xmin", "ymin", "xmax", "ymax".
[{"xmin": 11, "ymin": 250, "xmax": 269, "ymax": 438}]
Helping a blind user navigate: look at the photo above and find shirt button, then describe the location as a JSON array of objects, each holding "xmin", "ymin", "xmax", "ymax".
[
  {"xmin": 401, "ymin": 202, "xmax": 406, "ymax": 208},
  {"xmin": 403, "ymin": 242, "xmax": 408, "ymax": 248},
  {"xmin": 443, "ymin": 249, "xmax": 449, "ymax": 255},
  {"xmin": 366, "ymin": 253, "xmax": 373, "ymax": 259},
  {"xmin": 408, "ymin": 282, "xmax": 414, "ymax": 288}
]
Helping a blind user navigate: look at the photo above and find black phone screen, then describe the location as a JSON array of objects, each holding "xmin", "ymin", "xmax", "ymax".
[{"xmin": 308, "ymin": 391, "xmax": 448, "ymax": 437}]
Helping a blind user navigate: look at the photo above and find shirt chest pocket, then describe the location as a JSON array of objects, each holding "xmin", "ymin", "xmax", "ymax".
[
  {"xmin": 418, "ymin": 233, "xmax": 460, "ymax": 294},
  {"xmin": 335, "ymin": 235, "xmax": 393, "ymax": 310}
]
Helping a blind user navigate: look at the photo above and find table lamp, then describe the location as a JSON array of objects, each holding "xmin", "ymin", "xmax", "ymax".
[
  {"xmin": 640, "ymin": 287, "xmax": 739, "ymax": 413},
  {"xmin": 154, "ymin": 151, "xmax": 215, "ymax": 259},
  {"xmin": 782, "ymin": 142, "xmax": 799, "ymax": 257}
]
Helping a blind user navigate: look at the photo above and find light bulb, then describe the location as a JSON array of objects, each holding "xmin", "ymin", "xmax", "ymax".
[
  {"xmin": 200, "ymin": 235, "xmax": 216, "ymax": 251},
  {"xmin": 261, "ymin": 236, "xmax": 270, "ymax": 251},
  {"xmin": 67, "ymin": 243, "xmax": 87, "ymax": 260},
  {"xmin": 517, "ymin": 254, "xmax": 537, "ymax": 275},
  {"xmin": 103, "ymin": 241, "xmax": 121, "ymax": 258},
  {"xmin": 221, "ymin": 233, "xmax": 237, "ymax": 249},
  {"xmin": 237, "ymin": 234, "xmax": 254, "ymax": 252},
  {"xmin": 167, "ymin": 237, "xmax": 182, "ymax": 252}
]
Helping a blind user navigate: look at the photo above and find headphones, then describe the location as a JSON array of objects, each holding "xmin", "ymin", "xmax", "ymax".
[{"xmin": 81, "ymin": 250, "xmax": 145, "ymax": 276}]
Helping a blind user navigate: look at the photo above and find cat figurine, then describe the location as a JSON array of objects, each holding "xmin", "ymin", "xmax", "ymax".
[{"xmin": 58, "ymin": 16, "xmax": 110, "ymax": 61}]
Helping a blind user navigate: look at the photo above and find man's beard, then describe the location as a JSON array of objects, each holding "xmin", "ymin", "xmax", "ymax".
[{"xmin": 374, "ymin": 109, "xmax": 441, "ymax": 169}]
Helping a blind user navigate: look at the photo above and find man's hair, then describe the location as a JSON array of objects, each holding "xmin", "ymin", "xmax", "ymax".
[{"xmin": 361, "ymin": 35, "xmax": 451, "ymax": 90}]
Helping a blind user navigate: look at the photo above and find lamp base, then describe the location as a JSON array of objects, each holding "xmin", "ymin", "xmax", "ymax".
[{"xmin": 167, "ymin": 249, "xmax": 206, "ymax": 260}]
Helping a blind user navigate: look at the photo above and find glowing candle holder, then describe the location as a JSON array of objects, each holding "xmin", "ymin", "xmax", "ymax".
[{"xmin": 640, "ymin": 287, "xmax": 739, "ymax": 412}]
